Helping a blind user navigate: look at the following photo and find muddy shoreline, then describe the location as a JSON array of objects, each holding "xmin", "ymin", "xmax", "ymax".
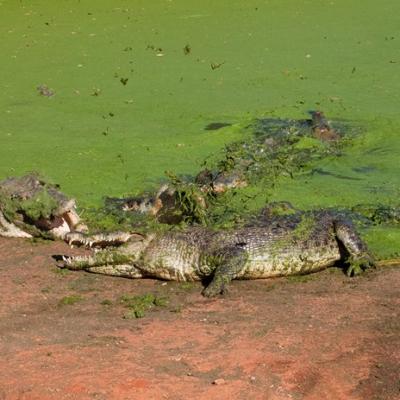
[{"xmin": 0, "ymin": 237, "xmax": 398, "ymax": 399}]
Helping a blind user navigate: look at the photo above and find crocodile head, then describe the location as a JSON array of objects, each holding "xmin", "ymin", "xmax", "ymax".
[
  {"xmin": 212, "ymin": 171, "xmax": 248, "ymax": 193},
  {"xmin": 0, "ymin": 174, "xmax": 86, "ymax": 239}
]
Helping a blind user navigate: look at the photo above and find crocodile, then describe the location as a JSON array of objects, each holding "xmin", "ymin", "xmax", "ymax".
[
  {"xmin": 189, "ymin": 111, "xmax": 344, "ymax": 196},
  {"xmin": 57, "ymin": 209, "xmax": 374, "ymax": 297},
  {"xmin": 0, "ymin": 174, "xmax": 87, "ymax": 239},
  {"xmin": 102, "ymin": 111, "xmax": 347, "ymax": 225},
  {"xmin": 310, "ymin": 110, "xmax": 340, "ymax": 141}
]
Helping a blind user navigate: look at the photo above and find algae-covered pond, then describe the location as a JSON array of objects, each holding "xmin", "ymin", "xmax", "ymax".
[{"xmin": 0, "ymin": 1, "xmax": 399, "ymax": 258}]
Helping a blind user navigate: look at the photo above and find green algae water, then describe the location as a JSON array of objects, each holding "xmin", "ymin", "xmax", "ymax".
[{"xmin": 1, "ymin": 1, "xmax": 399, "ymax": 258}]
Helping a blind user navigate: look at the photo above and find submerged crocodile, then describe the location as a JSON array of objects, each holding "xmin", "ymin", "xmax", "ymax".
[
  {"xmin": 104, "ymin": 111, "xmax": 345, "ymax": 224},
  {"xmin": 58, "ymin": 209, "xmax": 374, "ymax": 297},
  {"xmin": 0, "ymin": 174, "xmax": 86, "ymax": 239},
  {"xmin": 195, "ymin": 110, "xmax": 342, "ymax": 193}
]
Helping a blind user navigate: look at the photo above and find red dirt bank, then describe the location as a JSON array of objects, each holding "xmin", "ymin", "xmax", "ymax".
[{"xmin": 0, "ymin": 237, "xmax": 399, "ymax": 400}]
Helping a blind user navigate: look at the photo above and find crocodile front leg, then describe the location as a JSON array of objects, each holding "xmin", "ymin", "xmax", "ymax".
[
  {"xmin": 334, "ymin": 219, "xmax": 375, "ymax": 276},
  {"xmin": 202, "ymin": 245, "xmax": 248, "ymax": 298}
]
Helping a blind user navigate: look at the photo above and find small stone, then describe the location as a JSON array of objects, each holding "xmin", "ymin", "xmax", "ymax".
[{"xmin": 212, "ymin": 378, "xmax": 226, "ymax": 385}]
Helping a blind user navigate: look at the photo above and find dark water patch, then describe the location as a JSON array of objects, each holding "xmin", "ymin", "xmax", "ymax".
[
  {"xmin": 364, "ymin": 146, "xmax": 391, "ymax": 155},
  {"xmin": 310, "ymin": 168, "xmax": 363, "ymax": 181},
  {"xmin": 352, "ymin": 166, "xmax": 377, "ymax": 174},
  {"xmin": 365, "ymin": 185, "xmax": 396, "ymax": 195},
  {"xmin": 204, "ymin": 122, "xmax": 232, "ymax": 131},
  {"xmin": 253, "ymin": 118, "xmax": 311, "ymax": 138}
]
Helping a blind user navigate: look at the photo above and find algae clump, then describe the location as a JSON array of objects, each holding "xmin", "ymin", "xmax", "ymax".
[{"xmin": 120, "ymin": 293, "xmax": 168, "ymax": 319}]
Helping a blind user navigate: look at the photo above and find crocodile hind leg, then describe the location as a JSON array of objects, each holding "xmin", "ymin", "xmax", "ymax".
[
  {"xmin": 334, "ymin": 219, "xmax": 375, "ymax": 276},
  {"xmin": 202, "ymin": 246, "xmax": 248, "ymax": 298}
]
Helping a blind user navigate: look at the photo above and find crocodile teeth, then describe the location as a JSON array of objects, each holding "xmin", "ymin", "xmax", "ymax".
[{"xmin": 62, "ymin": 256, "xmax": 72, "ymax": 265}]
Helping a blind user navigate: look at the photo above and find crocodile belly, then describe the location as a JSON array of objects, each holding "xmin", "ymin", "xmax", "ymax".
[
  {"xmin": 241, "ymin": 245, "xmax": 341, "ymax": 279},
  {"xmin": 142, "ymin": 235, "xmax": 202, "ymax": 282}
]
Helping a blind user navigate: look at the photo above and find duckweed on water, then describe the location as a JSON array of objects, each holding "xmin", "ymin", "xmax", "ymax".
[{"xmin": 0, "ymin": 1, "xmax": 399, "ymax": 259}]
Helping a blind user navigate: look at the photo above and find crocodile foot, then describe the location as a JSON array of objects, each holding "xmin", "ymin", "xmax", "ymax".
[
  {"xmin": 346, "ymin": 254, "xmax": 375, "ymax": 277},
  {"xmin": 202, "ymin": 281, "xmax": 229, "ymax": 298}
]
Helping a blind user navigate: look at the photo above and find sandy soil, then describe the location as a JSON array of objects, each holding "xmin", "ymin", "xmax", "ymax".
[{"xmin": 0, "ymin": 237, "xmax": 399, "ymax": 400}]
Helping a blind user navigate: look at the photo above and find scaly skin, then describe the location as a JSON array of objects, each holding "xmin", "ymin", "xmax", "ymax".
[{"xmin": 58, "ymin": 210, "xmax": 374, "ymax": 297}]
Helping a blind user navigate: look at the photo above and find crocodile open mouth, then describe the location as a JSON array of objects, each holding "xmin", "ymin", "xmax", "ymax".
[
  {"xmin": 26, "ymin": 207, "xmax": 88, "ymax": 239},
  {"xmin": 47, "ymin": 216, "xmax": 71, "ymax": 238},
  {"xmin": 53, "ymin": 209, "xmax": 88, "ymax": 238}
]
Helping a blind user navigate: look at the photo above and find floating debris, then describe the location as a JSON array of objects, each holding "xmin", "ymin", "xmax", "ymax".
[
  {"xmin": 211, "ymin": 61, "xmax": 225, "ymax": 70},
  {"xmin": 37, "ymin": 84, "xmax": 55, "ymax": 97}
]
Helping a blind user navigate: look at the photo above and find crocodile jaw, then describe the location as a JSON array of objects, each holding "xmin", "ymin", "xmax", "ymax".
[{"xmin": 49, "ymin": 217, "xmax": 72, "ymax": 239}]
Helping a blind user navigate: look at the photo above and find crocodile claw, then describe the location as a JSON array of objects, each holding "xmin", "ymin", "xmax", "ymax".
[
  {"xmin": 346, "ymin": 254, "xmax": 375, "ymax": 277},
  {"xmin": 202, "ymin": 282, "xmax": 229, "ymax": 298},
  {"xmin": 202, "ymin": 286, "xmax": 220, "ymax": 298}
]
